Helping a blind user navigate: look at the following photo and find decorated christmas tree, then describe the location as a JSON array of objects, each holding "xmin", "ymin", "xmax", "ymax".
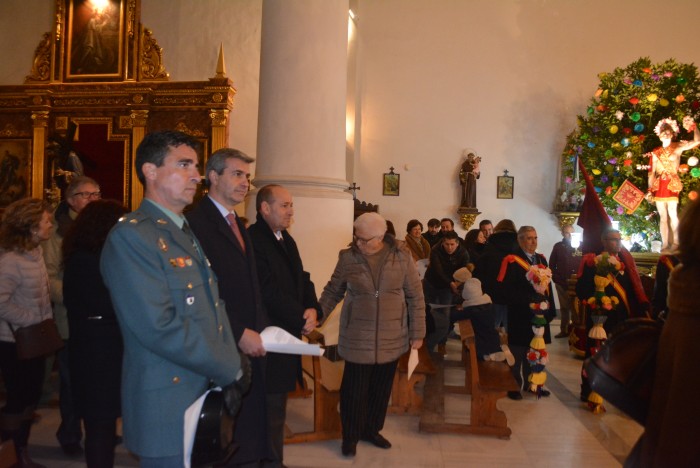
[{"xmin": 558, "ymin": 58, "xmax": 700, "ymax": 249}]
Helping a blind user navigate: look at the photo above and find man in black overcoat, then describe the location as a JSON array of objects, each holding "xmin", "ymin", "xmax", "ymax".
[
  {"xmin": 187, "ymin": 148, "xmax": 271, "ymax": 466},
  {"xmin": 498, "ymin": 226, "xmax": 554, "ymax": 400},
  {"xmin": 248, "ymin": 184, "xmax": 321, "ymax": 467}
]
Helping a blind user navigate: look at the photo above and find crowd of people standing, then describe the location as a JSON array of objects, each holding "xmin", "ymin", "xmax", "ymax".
[{"xmin": 1, "ymin": 129, "xmax": 698, "ymax": 467}]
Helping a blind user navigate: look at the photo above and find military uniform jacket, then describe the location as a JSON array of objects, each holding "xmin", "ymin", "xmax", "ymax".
[{"xmin": 100, "ymin": 200, "xmax": 240, "ymax": 458}]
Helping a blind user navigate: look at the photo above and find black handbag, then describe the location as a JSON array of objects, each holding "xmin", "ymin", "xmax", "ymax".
[
  {"xmin": 12, "ymin": 318, "xmax": 64, "ymax": 360},
  {"xmin": 191, "ymin": 389, "xmax": 237, "ymax": 467},
  {"xmin": 584, "ymin": 318, "xmax": 661, "ymax": 425}
]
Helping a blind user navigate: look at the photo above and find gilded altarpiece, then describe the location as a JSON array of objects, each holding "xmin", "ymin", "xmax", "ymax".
[{"xmin": 0, "ymin": 0, "xmax": 235, "ymax": 211}]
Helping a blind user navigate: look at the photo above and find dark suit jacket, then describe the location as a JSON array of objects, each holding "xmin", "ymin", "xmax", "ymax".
[
  {"xmin": 248, "ymin": 213, "xmax": 322, "ymax": 394},
  {"xmin": 186, "ymin": 196, "xmax": 270, "ymax": 464},
  {"xmin": 500, "ymin": 248, "xmax": 554, "ymax": 346}
]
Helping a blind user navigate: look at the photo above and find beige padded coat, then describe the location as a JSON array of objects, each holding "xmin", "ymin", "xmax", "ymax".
[{"xmin": 319, "ymin": 236, "xmax": 425, "ymax": 364}]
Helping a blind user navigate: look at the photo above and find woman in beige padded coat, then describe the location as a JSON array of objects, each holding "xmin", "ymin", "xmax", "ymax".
[{"xmin": 319, "ymin": 212, "xmax": 425, "ymax": 458}]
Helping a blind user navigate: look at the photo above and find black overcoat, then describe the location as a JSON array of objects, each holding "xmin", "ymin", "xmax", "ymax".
[
  {"xmin": 499, "ymin": 248, "xmax": 554, "ymax": 347},
  {"xmin": 248, "ymin": 213, "xmax": 321, "ymax": 394},
  {"xmin": 64, "ymin": 249, "xmax": 122, "ymax": 421},
  {"xmin": 186, "ymin": 196, "xmax": 270, "ymax": 465}
]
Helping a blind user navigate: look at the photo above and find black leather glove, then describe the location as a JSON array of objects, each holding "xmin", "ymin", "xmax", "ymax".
[{"xmin": 223, "ymin": 354, "xmax": 252, "ymax": 417}]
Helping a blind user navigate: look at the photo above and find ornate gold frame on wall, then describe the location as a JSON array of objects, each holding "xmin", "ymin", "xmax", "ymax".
[{"xmin": 0, "ymin": 0, "xmax": 234, "ymax": 210}]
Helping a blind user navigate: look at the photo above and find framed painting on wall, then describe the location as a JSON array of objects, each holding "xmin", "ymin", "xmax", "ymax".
[
  {"xmin": 383, "ymin": 170, "xmax": 400, "ymax": 196},
  {"xmin": 66, "ymin": 0, "xmax": 125, "ymax": 80},
  {"xmin": 0, "ymin": 140, "xmax": 32, "ymax": 209},
  {"xmin": 497, "ymin": 175, "xmax": 514, "ymax": 199}
]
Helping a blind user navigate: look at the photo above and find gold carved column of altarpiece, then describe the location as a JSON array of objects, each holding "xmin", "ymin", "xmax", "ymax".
[{"xmin": 0, "ymin": 0, "xmax": 235, "ymax": 211}]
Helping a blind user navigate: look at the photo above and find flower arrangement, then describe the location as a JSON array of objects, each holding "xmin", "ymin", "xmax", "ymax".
[
  {"xmin": 525, "ymin": 263, "xmax": 553, "ymax": 399},
  {"xmin": 654, "ymin": 118, "xmax": 680, "ymax": 136},
  {"xmin": 582, "ymin": 253, "xmax": 625, "ymax": 413},
  {"xmin": 595, "ymin": 252, "xmax": 624, "ymax": 277},
  {"xmin": 559, "ymin": 57, "xmax": 700, "ymax": 245},
  {"xmin": 525, "ymin": 264, "xmax": 553, "ymax": 295}
]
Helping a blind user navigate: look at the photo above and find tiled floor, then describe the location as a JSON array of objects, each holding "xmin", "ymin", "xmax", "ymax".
[{"xmin": 21, "ymin": 319, "xmax": 642, "ymax": 467}]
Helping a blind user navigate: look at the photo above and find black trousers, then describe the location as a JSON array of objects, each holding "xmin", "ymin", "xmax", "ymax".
[
  {"xmin": 509, "ymin": 344, "xmax": 530, "ymax": 391},
  {"xmin": 340, "ymin": 360, "xmax": 398, "ymax": 443},
  {"xmin": 56, "ymin": 342, "xmax": 83, "ymax": 446},
  {"xmin": 265, "ymin": 393, "xmax": 287, "ymax": 468},
  {"xmin": 84, "ymin": 418, "xmax": 117, "ymax": 468},
  {"xmin": 0, "ymin": 341, "xmax": 45, "ymax": 448}
]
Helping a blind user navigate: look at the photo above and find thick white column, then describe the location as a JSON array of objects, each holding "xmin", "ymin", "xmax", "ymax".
[{"xmin": 250, "ymin": 0, "xmax": 353, "ymax": 287}]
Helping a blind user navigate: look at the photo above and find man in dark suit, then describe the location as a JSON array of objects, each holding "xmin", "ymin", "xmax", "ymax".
[
  {"xmin": 497, "ymin": 226, "xmax": 554, "ymax": 400},
  {"xmin": 186, "ymin": 148, "xmax": 271, "ymax": 466},
  {"xmin": 100, "ymin": 131, "xmax": 246, "ymax": 466},
  {"xmin": 248, "ymin": 184, "xmax": 321, "ymax": 467}
]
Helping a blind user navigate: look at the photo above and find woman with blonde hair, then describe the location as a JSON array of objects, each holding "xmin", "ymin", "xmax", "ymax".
[{"xmin": 0, "ymin": 198, "xmax": 54, "ymax": 467}]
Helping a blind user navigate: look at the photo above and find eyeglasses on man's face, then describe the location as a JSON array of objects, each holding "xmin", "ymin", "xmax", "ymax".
[
  {"xmin": 72, "ymin": 191, "xmax": 102, "ymax": 200},
  {"xmin": 354, "ymin": 234, "xmax": 381, "ymax": 245}
]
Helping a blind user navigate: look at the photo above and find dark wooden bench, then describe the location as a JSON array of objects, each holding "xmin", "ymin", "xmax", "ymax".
[
  {"xmin": 388, "ymin": 344, "xmax": 436, "ymax": 414},
  {"xmin": 419, "ymin": 319, "xmax": 519, "ymax": 439}
]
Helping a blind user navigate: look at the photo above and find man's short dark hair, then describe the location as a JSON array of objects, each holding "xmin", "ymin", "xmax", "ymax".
[
  {"xmin": 442, "ymin": 230, "xmax": 460, "ymax": 241},
  {"xmin": 440, "ymin": 218, "xmax": 454, "ymax": 228},
  {"xmin": 479, "ymin": 219, "xmax": 492, "ymax": 228},
  {"xmin": 135, "ymin": 131, "xmax": 201, "ymax": 186},
  {"xmin": 427, "ymin": 218, "xmax": 440, "ymax": 228},
  {"xmin": 256, "ymin": 184, "xmax": 282, "ymax": 212}
]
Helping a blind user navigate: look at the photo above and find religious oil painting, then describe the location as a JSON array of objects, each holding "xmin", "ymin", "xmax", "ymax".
[
  {"xmin": 497, "ymin": 175, "xmax": 514, "ymax": 199},
  {"xmin": 0, "ymin": 140, "xmax": 31, "ymax": 209},
  {"xmin": 383, "ymin": 172, "xmax": 400, "ymax": 196},
  {"xmin": 66, "ymin": 0, "xmax": 125, "ymax": 79}
]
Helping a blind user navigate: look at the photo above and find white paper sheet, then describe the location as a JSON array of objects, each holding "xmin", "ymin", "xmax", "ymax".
[
  {"xmin": 260, "ymin": 326, "xmax": 325, "ymax": 356},
  {"xmin": 407, "ymin": 348, "xmax": 419, "ymax": 380}
]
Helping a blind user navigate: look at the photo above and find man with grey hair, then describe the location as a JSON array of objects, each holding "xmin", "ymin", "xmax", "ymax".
[
  {"xmin": 498, "ymin": 226, "xmax": 554, "ymax": 400},
  {"xmin": 187, "ymin": 147, "xmax": 273, "ymax": 466},
  {"xmin": 43, "ymin": 175, "xmax": 101, "ymax": 455},
  {"xmin": 320, "ymin": 212, "xmax": 425, "ymax": 457}
]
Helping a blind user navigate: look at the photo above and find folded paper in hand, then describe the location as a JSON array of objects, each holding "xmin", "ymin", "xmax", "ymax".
[
  {"xmin": 407, "ymin": 348, "xmax": 419, "ymax": 380},
  {"xmin": 260, "ymin": 326, "xmax": 325, "ymax": 356}
]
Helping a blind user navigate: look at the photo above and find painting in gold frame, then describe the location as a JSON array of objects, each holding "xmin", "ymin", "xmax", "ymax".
[
  {"xmin": 65, "ymin": 0, "xmax": 125, "ymax": 79},
  {"xmin": 383, "ymin": 172, "xmax": 400, "ymax": 196},
  {"xmin": 0, "ymin": 140, "xmax": 32, "ymax": 209},
  {"xmin": 497, "ymin": 175, "xmax": 514, "ymax": 199}
]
